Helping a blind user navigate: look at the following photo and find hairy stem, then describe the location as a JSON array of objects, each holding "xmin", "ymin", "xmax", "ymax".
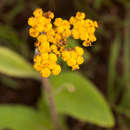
[{"xmin": 42, "ymin": 78, "xmax": 62, "ymax": 130}]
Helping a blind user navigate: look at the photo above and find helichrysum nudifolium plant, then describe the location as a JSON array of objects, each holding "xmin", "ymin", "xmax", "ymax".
[{"xmin": 28, "ymin": 8, "xmax": 98, "ymax": 78}]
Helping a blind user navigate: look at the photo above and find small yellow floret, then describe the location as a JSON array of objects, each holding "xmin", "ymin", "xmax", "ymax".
[
  {"xmin": 94, "ymin": 21, "xmax": 98, "ymax": 28},
  {"xmin": 48, "ymin": 11, "xmax": 54, "ymax": 19},
  {"xmin": 52, "ymin": 65, "xmax": 61, "ymax": 75},
  {"xmin": 76, "ymin": 12, "xmax": 85, "ymax": 20},
  {"xmin": 28, "ymin": 17, "xmax": 37, "ymax": 26},
  {"xmin": 49, "ymin": 53, "xmax": 57, "ymax": 62},
  {"xmin": 33, "ymin": 8, "xmax": 43, "ymax": 17},
  {"xmin": 29, "ymin": 28, "xmax": 39, "ymax": 37},
  {"xmin": 62, "ymin": 51, "xmax": 70, "ymax": 61},
  {"xmin": 72, "ymin": 30, "xmax": 80, "ymax": 39},
  {"xmin": 69, "ymin": 16, "xmax": 77, "ymax": 24},
  {"xmin": 54, "ymin": 18, "xmax": 63, "ymax": 26},
  {"xmin": 38, "ymin": 41, "xmax": 50, "ymax": 53},
  {"xmin": 72, "ymin": 65, "xmax": 79, "ymax": 70},
  {"xmin": 38, "ymin": 34, "xmax": 47, "ymax": 43},
  {"xmin": 75, "ymin": 46, "xmax": 84, "ymax": 56},
  {"xmin": 67, "ymin": 59, "xmax": 76, "ymax": 66},
  {"xmin": 41, "ymin": 53, "xmax": 48, "ymax": 60},
  {"xmin": 33, "ymin": 64, "xmax": 41, "ymax": 71},
  {"xmin": 41, "ymin": 68, "xmax": 51, "ymax": 78},
  {"xmin": 77, "ymin": 56, "xmax": 84, "ymax": 64},
  {"xmin": 82, "ymin": 41, "xmax": 92, "ymax": 47},
  {"xmin": 34, "ymin": 55, "xmax": 41, "ymax": 62}
]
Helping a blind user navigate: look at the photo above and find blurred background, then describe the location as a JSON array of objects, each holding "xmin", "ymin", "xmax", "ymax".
[{"xmin": 0, "ymin": 0, "xmax": 130, "ymax": 130}]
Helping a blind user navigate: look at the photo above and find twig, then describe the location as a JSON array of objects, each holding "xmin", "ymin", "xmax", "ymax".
[{"xmin": 42, "ymin": 78, "xmax": 62, "ymax": 130}]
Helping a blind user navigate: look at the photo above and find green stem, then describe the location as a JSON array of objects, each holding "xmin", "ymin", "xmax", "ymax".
[{"xmin": 42, "ymin": 78, "xmax": 62, "ymax": 130}]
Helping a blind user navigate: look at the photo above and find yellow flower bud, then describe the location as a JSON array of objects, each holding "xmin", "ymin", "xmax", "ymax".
[
  {"xmin": 69, "ymin": 16, "xmax": 77, "ymax": 24},
  {"xmin": 52, "ymin": 65, "xmax": 61, "ymax": 75},
  {"xmin": 70, "ymin": 51, "xmax": 78, "ymax": 58},
  {"xmin": 54, "ymin": 18, "xmax": 63, "ymax": 26},
  {"xmin": 75, "ymin": 46, "xmax": 84, "ymax": 56},
  {"xmin": 49, "ymin": 12, "xmax": 54, "ymax": 19},
  {"xmin": 29, "ymin": 28, "xmax": 39, "ymax": 38},
  {"xmin": 49, "ymin": 53, "xmax": 57, "ymax": 62},
  {"xmin": 77, "ymin": 56, "xmax": 84, "ymax": 64},
  {"xmin": 41, "ymin": 68, "xmax": 51, "ymax": 78},
  {"xmin": 76, "ymin": 12, "xmax": 85, "ymax": 20},
  {"xmin": 72, "ymin": 30, "xmax": 80, "ymax": 39},
  {"xmin": 34, "ymin": 55, "xmax": 41, "ymax": 62},
  {"xmin": 62, "ymin": 29, "xmax": 71, "ymax": 38},
  {"xmin": 67, "ymin": 58, "xmax": 76, "ymax": 66},
  {"xmin": 72, "ymin": 65, "xmax": 79, "ymax": 70},
  {"xmin": 41, "ymin": 53, "xmax": 48, "ymax": 60},
  {"xmin": 62, "ymin": 51, "xmax": 70, "ymax": 61},
  {"xmin": 94, "ymin": 21, "xmax": 98, "ymax": 28},
  {"xmin": 38, "ymin": 34, "xmax": 47, "ymax": 43},
  {"xmin": 33, "ymin": 8, "xmax": 43, "ymax": 17},
  {"xmin": 82, "ymin": 41, "xmax": 92, "ymax": 47},
  {"xmin": 33, "ymin": 64, "xmax": 41, "ymax": 71},
  {"xmin": 38, "ymin": 41, "xmax": 50, "ymax": 53},
  {"xmin": 28, "ymin": 17, "xmax": 37, "ymax": 27}
]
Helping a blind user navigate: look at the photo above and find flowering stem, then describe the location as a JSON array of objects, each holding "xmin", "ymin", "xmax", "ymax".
[{"xmin": 42, "ymin": 78, "xmax": 62, "ymax": 130}]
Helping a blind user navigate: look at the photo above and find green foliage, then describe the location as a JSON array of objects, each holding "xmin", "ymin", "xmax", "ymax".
[
  {"xmin": 116, "ymin": 11, "xmax": 130, "ymax": 119},
  {"xmin": 38, "ymin": 96, "xmax": 68, "ymax": 130},
  {"xmin": 0, "ymin": 47, "xmax": 39, "ymax": 79},
  {"xmin": 94, "ymin": 0, "xmax": 103, "ymax": 9},
  {"xmin": 117, "ymin": 88, "xmax": 130, "ymax": 118},
  {"xmin": 0, "ymin": 76, "xmax": 18, "ymax": 88},
  {"xmin": 67, "ymin": 37, "xmax": 80, "ymax": 48},
  {"xmin": 0, "ymin": 24, "xmax": 29, "ymax": 57},
  {"xmin": 0, "ymin": 24, "xmax": 22, "ymax": 45},
  {"xmin": 49, "ymin": 72, "xmax": 115, "ymax": 127},
  {"xmin": 0, "ymin": 105, "xmax": 53, "ymax": 130},
  {"xmin": 123, "ymin": 15, "xmax": 130, "ymax": 88},
  {"xmin": 107, "ymin": 36, "xmax": 121, "ymax": 103},
  {"xmin": 5, "ymin": 0, "xmax": 24, "ymax": 23}
]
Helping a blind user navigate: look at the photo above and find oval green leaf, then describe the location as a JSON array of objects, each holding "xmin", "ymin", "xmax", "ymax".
[
  {"xmin": 0, "ymin": 105, "xmax": 53, "ymax": 130},
  {"xmin": 0, "ymin": 47, "xmax": 39, "ymax": 79},
  {"xmin": 50, "ymin": 72, "xmax": 115, "ymax": 127}
]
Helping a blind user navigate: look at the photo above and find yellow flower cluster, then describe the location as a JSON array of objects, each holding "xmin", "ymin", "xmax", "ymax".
[
  {"xmin": 28, "ymin": 8, "xmax": 98, "ymax": 78},
  {"xmin": 69, "ymin": 12, "xmax": 98, "ymax": 47},
  {"xmin": 62, "ymin": 46, "xmax": 84, "ymax": 70},
  {"xmin": 33, "ymin": 53, "xmax": 61, "ymax": 77}
]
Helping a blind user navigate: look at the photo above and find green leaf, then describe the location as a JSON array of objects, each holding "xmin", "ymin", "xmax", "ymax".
[
  {"xmin": 50, "ymin": 72, "xmax": 115, "ymax": 127},
  {"xmin": 116, "ymin": 87, "xmax": 130, "ymax": 118},
  {"xmin": 0, "ymin": 76, "xmax": 18, "ymax": 88},
  {"xmin": 107, "ymin": 36, "xmax": 121, "ymax": 103},
  {"xmin": 0, "ymin": 24, "xmax": 23, "ymax": 47},
  {"xmin": 0, "ymin": 47, "xmax": 39, "ymax": 79},
  {"xmin": 123, "ymin": 11, "xmax": 130, "ymax": 87},
  {"xmin": 116, "ymin": 10, "xmax": 130, "ymax": 118},
  {"xmin": 37, "ymin": 95, "xmax": 68, "ymax": 130},
  {"xmin": 0, "ymin": 24, "xmax": 29, "ymax": 57},
  {"xmin": 0, "ymin": 105, "xmax": 53, "ymax": 130},
  {"xmin": 120, "ymin": 88, "xmax": 130, "ymax": 109},
  {"xmin": 5, "ymin": 0, "xmax": 24, "ymax": 23}
]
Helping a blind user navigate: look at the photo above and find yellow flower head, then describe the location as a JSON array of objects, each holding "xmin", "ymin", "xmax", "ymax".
[
  {"xmin": 70, "ymin": 12, "xmax": 98, "ymax": 47},
  {"xmin": 41, "ymin": 68, "xmax": 51, "ymax": 78},
  {"xmin": 33, "ymin": 8, "xmax": 43, "ymax": 17},
  {"xmin": 52, "ymin": 64, "xmax": 61, "ymax": 75},
  {"xmin": 28, "ymin": 8, "xmax": 98, "ymax": 77}
]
